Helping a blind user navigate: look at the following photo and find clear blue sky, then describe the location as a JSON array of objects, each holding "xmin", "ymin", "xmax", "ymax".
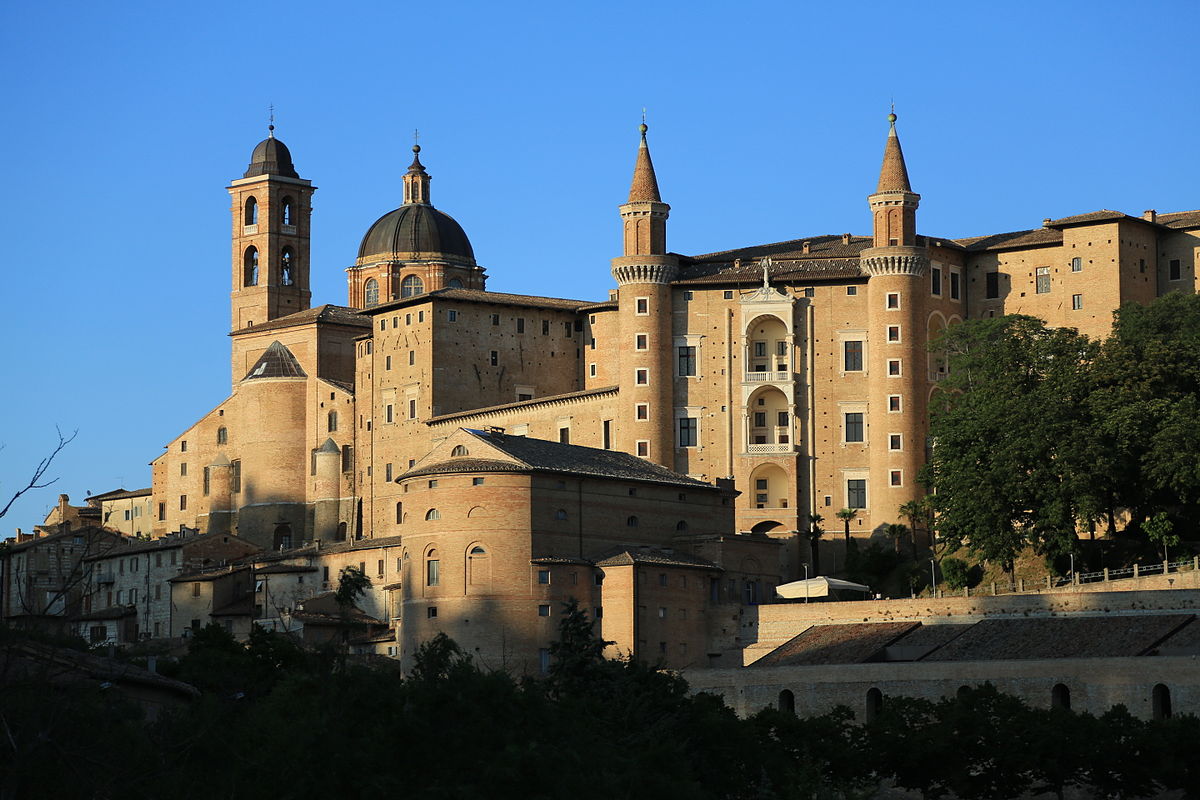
[{"xmin": 2, "ymin": 0, "xmax": 1197, "ymax": 530}]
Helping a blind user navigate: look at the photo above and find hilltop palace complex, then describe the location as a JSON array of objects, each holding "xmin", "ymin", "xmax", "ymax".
[{"xmin": 9, "ymin": 115, "xmax": 1200, "ymax": 688}]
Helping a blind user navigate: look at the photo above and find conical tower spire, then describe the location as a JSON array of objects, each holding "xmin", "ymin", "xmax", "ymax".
[
  {"xmin": 876, "ymin": 111, "xmax": 912, "ymax": 194},
  {"xmin": 403, "ymin": 140, "xmax": 431, "ymax": 205},
  {"xmin": 628, "ymin": 122, "xmax": 662, "ymax": 203}
]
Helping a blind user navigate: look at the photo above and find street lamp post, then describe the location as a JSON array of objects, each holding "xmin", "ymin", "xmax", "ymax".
[
  {"xmin": 930, "ymin": 558, "xmax": 937, "ymax": 597},
  {"xmin": 803, "ymin": 563, "xmax": 809, "ymax": 604}
]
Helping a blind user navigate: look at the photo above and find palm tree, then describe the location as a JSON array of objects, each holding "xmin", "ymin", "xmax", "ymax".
[
  {"xmin": 835, "ymin": 508, "xmax": 858, "ymax": 547},
  {"xmin": 807, "ymin": 513, "xmax": 825, "ymax": 576},
  {"xmin": 899, "ymin": 497, "xmax": 935, "ymax": 553},
  {"xmin": 885, "ymin": 522, "xmax": 909, "ymax": 555}
]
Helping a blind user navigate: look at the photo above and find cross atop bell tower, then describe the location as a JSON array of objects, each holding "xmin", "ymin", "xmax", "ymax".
[{"xmin": 227, "ymin": 124, "xmax": 316, "ymax": 332}]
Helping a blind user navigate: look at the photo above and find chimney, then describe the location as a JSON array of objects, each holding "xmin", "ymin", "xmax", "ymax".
[
  {"xmin": 1042, "ymin": 218, "xmax": 1052, "ymax": 228},
  {"xmin": 801, "ymin": 241, "xmax": 811, "ymax": 255},
  {"xmin": 841, "ymin": 233, "xmax": 852, "ymax": 245},
  {"xmin": 1143, "ymin": 209, "xmax": 1157, "ymax": 223}
]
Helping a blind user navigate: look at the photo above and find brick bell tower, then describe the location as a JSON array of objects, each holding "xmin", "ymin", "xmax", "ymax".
[
  {"xmin": 860, "ymin": 111, "xmax": 927, "ymax": 522},
  {"xmin": 611, "ymin": 122, "xmax": 678, "ymax": 466},
  {"xmin": 227, "ymin": 125, "xmax": 315, "ymax": 333}
]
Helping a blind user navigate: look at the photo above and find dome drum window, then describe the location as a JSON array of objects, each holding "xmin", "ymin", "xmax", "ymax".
[
  {"xmin": 401, "ymin": 275, "xmax": 424, "ymax": 298},
  {"xmin": 364, "ymin": 278, "xmax": 379, "ymax": 308}
]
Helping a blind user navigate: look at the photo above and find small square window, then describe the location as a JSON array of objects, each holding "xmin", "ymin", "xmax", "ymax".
[
  {"xmin": 635, "ymin": 368, "xmax": 648, "ymax": 385},
  {"xmin": 887, "ymin": 359, "xmax": 902, "ymax": 376},
  {"xmin": 1072, "ymin": 294, "xmax": 1083, "ymax": 310},
  {"xmin": 887, "ymin": 326, "xmax": 900, "ymax": 342},
  {"xmin": 636, "ymin": 298, "xmax": 649, "ymax": 315},
  {"xmin": 427, "ymin": 607, "xmax": 438, "ymax": 618},
  {"xmin": 636, "ymin": 403, "xmax": 649, "ymax": 420},
  {"xmin": 888, "ymin": 395, "xmax": 902, "ymax": 412},
  {"xmin": 886, "ymin": 292, "xmax": 900, "ymax": 309},
  {"xmin": 636, "ymin": 440, "xmax": 649, "ymax": 457},
  {"xmin": 803, "ymin": 287, "xmax": 814, "ymax": 298},
  {"xmin": 846, "ymin": 286, "xmax": 857, "ymax": 296},
  {"xmin": 723, "ymin": 290, "xmax": 734, "ymax": 300},
  {"xmin": 635, "ymin": 334, "xmax": 648, "ymax": 350},
  {"xmin": 538, "ymin": 604, "xmax": 551, "ymax": 617},
  {"xmin": 538, "ymin": 570, "xmax": 551, "ymax": 584},
  {"xmin": 472, "ymin": 477, "xmax": 484, "ymax": 486},
  {"xmin": 448, "ymin": 310, "xmax": 458, "ymax": 322},
  {"xmin": 890, "ymin": 470, "xmax": 903, "ymax": 487},
  {"xmin": 428, "ymin": 480, "xmax": 438, "ymax": 488},
  {"xmin": 1071, "ymin": 257, "xmax": 1082, "ymax": 272},
  {"xmin": 491, "ymin": 314, "xmax": 500, "ymax": 325},
  {"xmin": 889, "ymin": 433, "xmax": 902, "ymax": 451}
]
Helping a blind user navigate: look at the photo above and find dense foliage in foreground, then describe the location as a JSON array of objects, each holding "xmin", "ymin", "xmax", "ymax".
[{"xmin": 3, "ymin": 611, "xmax": 1199, "ymax": 800}]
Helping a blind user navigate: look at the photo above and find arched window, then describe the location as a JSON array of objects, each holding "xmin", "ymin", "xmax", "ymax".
[
  {"xmin": 216, "ymin": 427, "xmax": 227, "ymax": 445},
  {"xmin": 244, "ymin": 196, "xmax": 258, "ymax": 226},
  {"xmin": 778, "ymin": 689, "xmax": 795, "ymax": 714},
  {"xmin": 555, "ymin": 509, "xmax": 568, "ymax": 521},
  {"xmin": 273, "ymin": 523, "xmax": 292, "ymax": 552},
  {"xmin": 676, "ymin": 520, "xmax": 689, "ymax": 532},
  {"xmin": 281, "ymin": 247, "xmax": 295, "ymax": 286},
  {"xmin": 281, "ymin": 196, "xmax": 294, "ymax": 226},
  {"xmin": 335, "ymin": 521, "xmax": 347, "ymax": 542},
  {"xmin": 1153, "ymin": 683, "xmax": 1172, "ymax": 720},
  {"xmin": 626, "ymin": 515, "xmax": 638, "ymax": 527},
  {"xmin": 468, "ymin": 545, "xmax": 490, "ymax": 587},
  {"xmin": 865, "ymin": 688, "xmax": 883, "ymax": 723},
  {"xmin": 364, "ymin": 278, "xmax": 379, "ymax": 307},
  {"xmin": 243, "ymin": 247, "xmax": 259, "ymax": 286},
  {"xmin": 327, "ymin": 411, "xmax": 338, "ymax": 432},
  {"xmin": 425, "ymin": 508, "xmax": 440, "ymax": 521},
  {"xmin": 448, "ymin": 278, "xmax": 464, "ymax": 289},
  {"xmin": 451, "ymin": 445, "xmax": 469, "ymax": 457},
  {"xmin": 1051, "ymin": 683, "xmax": 1071, "ymax": 711},
  {"xmin": 400, "ymin": 275, "xmax": 424, "ymax": 298},
  {"xmin": 395, "ymin": 502, "xmax": 403, "ymax": 524},
  {"xmin": 426, "ymin": 549, "xmax": 440, "ymax": 586}
]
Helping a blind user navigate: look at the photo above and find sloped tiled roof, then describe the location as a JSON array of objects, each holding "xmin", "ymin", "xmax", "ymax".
[
  {"xmin": 1158, "ymin": 210, "xmax": 1200, "ymax": 229},
  {"xmin": 228, "ymin": 304, "xmax": 370, "ymax": 336},
  {"xmin": 753, "ymin": 622, "xmax": 920, "ymax": 668},
  {"xmin": 368, "ymin": 288, "xmax": 592, "ymax": 315},
  {"xmin": 593, "ymin": 547, "xmax": 719, "ymax": 570},
  {"xmin": 921, "ymin": 615, "xmax": 1194, "ymax": 662},
  {"xmin": 242, "ymin": 341, "xmax": 306, "ymax": 381},
  {"xmin": 956, "ymin": 227, "xmax": 1063, "ymax": 252},
  {"xmin": 457, "ymin": 428, "xmax": 714, "ymax": 488},
  {"xmin": 426, "ymin": 386, "xmax": 618, "ymax": 425},
  {"xmin": 88, "ymin": 487, "xmax": 150, "ymax": 502}
]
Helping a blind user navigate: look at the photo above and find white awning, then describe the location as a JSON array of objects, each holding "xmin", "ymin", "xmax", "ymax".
[{"xmin": 775, "ymin": 576, "xmax": 871, "ymax": 599}]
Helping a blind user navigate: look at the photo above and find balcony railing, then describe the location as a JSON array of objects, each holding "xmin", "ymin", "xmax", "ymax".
[
  {"xmin": 744, "ymin": 370, "xmax": 793, "ymax": 383},
  {"xmin": 95, "ymin": 572, "xmax": 115, "ymax": 585},
  {"xmin": 745, "ymin": 443, "xmax": 796, "ymax": 455}
]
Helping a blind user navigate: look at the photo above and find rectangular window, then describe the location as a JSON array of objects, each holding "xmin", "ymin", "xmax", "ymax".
[
  {"xmin": 636, "ymin": 403, "xmax": 648, "ymax": 420},
  {"xmin": 777, "ymin": 411, "xmax": 789, "ymax": 427},
  {"xmin": 635, "ymin": 298, "xmax": 648, "ymax": 315},
  {"xmin": 890, "ymin": 470, "xmax": 903, "ymax": 487},
  {"xmin": 887, "ymin": 326, "xmax": 900, "ymax": 342},
  {"xmin": 931, "ymin": 267, "xmax": 942, "ymax": 296},
  {"xmin": 538, "ymin": 570, "xmax": 551, "ymax": 585},
  {"xmin": 180, "ymin": 462, "xmax": 187, "ymax": 477},
  {"xmin": 427, "ymin": 559, "xmax": 440, "ymax": 586},
  {"xmin": 538, "ymin": 604, "xmax": 551, "ymax": 617},
  {"xmin": 377, "ymin": 559, "xmax": 385, "ymax": 578},
  {"xmin": 558, "ymin": 427, "xmax": 570, "ymax": 444},
  {"xmin": 589, "ymin": 363, "xmax": 597, "ymax": 377},
  {"xmin": 472, "ymin": 477, "xmax": 484, "ymax": 486},
  {"xmin": 847, "ymin": 479, "xmax": 867, "ymax": 509},
  {"xmin": 889, "ymin": 433, "xmax": 902, "ymax": 451},
  {"xmin": 950, "ymin": 271, "xmax": 961, "ymax": 300},
  {"xmin": 192, "ymin": 582, "xmax": 201, "ymax": 598},
  {"xmin": 985, "ymin": 271, "xmax": 1000, "ymax": 299},
  {"xmin": 385, "ymin": 463, "xmax": 393, "ymax": 482},
  {"xmin": 1071, "ymin": 256, "xmax": 1082, "ymax": 272},
  {"xmin": 844, "ymin": 340, "xmax": 863, "ymax": 372},
  {"xmin": 427, "ymin": 607, "xmax": 437, "ymax": 618},
  {"xmin": 753, "ymin": 411, "xmax": 767, "ymax": 427},
  {"xmin": 203, "ymin": 467, "xmax": 211, "ymax": 496},
  {"xmin": 489, "ymin": 351, "xmax": 498, "ymax": 366},
  {"xmin": 753, "ymin": 341, "xmax": 767, "ymax": 358},
  {"xmin": 448, "ymin": 309, "xmax": 458, "ymax": 322},
  {"xmin": 635, "ymin": 334, "xmax": 648, "ymax": 350},
  {"xmin": 723, "ymin": 290, "xmax": 734, "ymax": 300},
  {"xmin": 539, "ymin": 648, "xmax": 550, "ymax": 674},
  {"xmin": 886, "ymin": 292, "xmax": 900, "ymax": 309},
  {"xmin": 491, "ymin": 314, "xmax": 500, "ymax": 326},
  {"xmin": 1170, "ymin": 259, "xmax": 1181, "ymax": 281},
  {"xmin": 602, "ymin": 420, "xmax": 612, "ymax": 449},
  {"xmin": 516, "ymin": 317, "xmax": 525, "ymax": 333},
  {"xmin": 542, "ymin": 319, "xmax": 550, "ymax": 335},
  {"xmin": 803, "ymin": 287, "xmax": 814, "ymax": 298},
  {"xmin": 385, "ymin": 404, "xmax": 394, "ymax": 423},
  {"xmin": 1036, "ymin": 267, "xmax": 1051, "ymax": 294},
  {"xmin": 887, "ymin": 359, "xmax": 902, "ymax": 376},
  {"xmin": 846, "ymin": 286, "xmax": 857, "ymax": 296},
  {"xmin": 409, "ymin": 399, "xmax": 416, "ymax": 419},
  {"xmin": 678, "ymin": 417, "xmax": 697, "ymax": 447},
  {"xmin": 636, "ymin": 440, "xmax": 649, "ymax": 457},
  {"xmin": 844, "ymin": 412, "xmax": 864, "ymax": 443},
  {"xmin": 231, "ymin": 460, "xmax": 241, "ymax": 492},
  {"xmin": 635, "ymin": 369, "xmax": 648, "ymax": 385},
  {"xmin": 181, "ymin": 440, "xmax": 187, "ymax": 452},
  {"xmin": 179, "ymin": 495, "xmax": 187, "ymax": 511},
  {"xmin": 1072, "ymin": 293, "xmax": 1083, "ymax": 310},
  {"xmin": 674, "ymin": 345, "xmax": 697, "ymax": 377}
]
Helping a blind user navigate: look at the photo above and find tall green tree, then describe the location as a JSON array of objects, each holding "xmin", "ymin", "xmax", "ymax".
[
  {"xmin": 925, "ymin": 315, "xmax": 1097, "ymax": 570},
  {"xmin": 835, "ymin": 507, "xmax": 858, "ymax": 548}
]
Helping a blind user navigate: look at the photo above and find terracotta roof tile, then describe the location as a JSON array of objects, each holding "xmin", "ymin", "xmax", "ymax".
[
  {"xmin": 753, "ymin": 622, "xmax": 920, "ymax": 668},
  {"xmin": 228, "ymin": 304, "xmax": 370, "ymax": 337},
  {"xmin": 921, "ymin": 615, "xmax": 1194, "ymax": 662}
]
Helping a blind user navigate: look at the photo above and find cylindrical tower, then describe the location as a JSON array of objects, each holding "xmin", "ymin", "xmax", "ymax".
[{"xmin": 611, "ymin": 124, "xmax": 677, "ymax": 467}]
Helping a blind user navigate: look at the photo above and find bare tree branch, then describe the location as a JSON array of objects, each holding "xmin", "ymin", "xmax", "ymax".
[{"xmin": 0, "ymin": 427, "xmax": 78, "ymax": 520}]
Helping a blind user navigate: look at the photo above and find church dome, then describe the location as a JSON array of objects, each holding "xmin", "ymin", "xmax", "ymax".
[
  {"xmin": 357, "ymin": 203, "xmax": 475, "ymax": 263},
  {"xmin": 244, "ymin": 130, "xmax": 299, "ymax": 179}
]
